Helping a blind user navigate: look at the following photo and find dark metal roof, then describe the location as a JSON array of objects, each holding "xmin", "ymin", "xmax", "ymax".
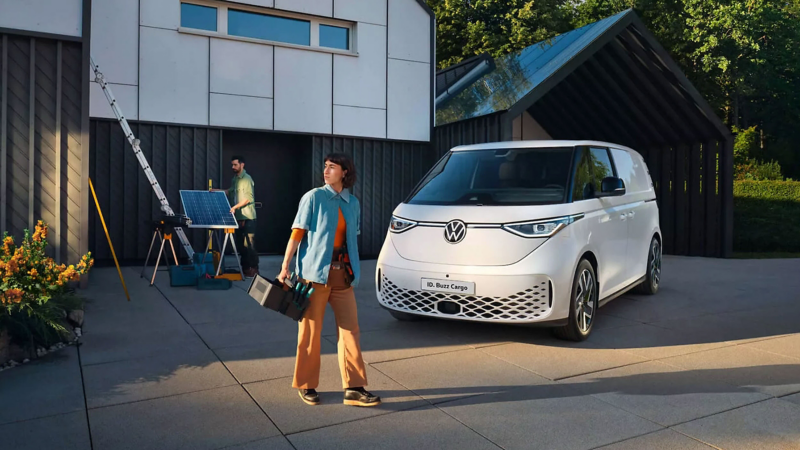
[
  {"xmin": 435, "ymin": 10, "xmax": 731, "ymax": 147},
  {"xmin": 435, "ymin": 54, "xmax": 493, "ymax": 98}
]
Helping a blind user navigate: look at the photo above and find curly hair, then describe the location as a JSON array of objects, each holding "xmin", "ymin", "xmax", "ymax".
[{"xmin": 324, "ymin": 153, "xmax": 357, "ymax": 189}]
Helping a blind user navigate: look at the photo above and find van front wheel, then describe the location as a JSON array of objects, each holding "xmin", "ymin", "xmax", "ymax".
[{"xmin": 553, "ymin": 259, "xmax": 598, "ymax": 341}]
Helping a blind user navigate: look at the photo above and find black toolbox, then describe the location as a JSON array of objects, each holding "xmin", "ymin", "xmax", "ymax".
[{"xmin": 247, "ymin": 274, "xmax": 310, "ymax": 321}]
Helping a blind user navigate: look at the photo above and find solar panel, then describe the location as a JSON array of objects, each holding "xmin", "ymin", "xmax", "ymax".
[{"xmin": 179, "ymin": 190, "xmax": 239, "ymax": 229}]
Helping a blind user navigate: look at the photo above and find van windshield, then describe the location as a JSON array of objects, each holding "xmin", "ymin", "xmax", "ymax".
[{"xmin": 407, "ymin": 147, "xmax": 574, "ymax": 206}]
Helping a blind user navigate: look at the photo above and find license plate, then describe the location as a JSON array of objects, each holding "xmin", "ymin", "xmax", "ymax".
[{"xmin": 421, "ymin": 278, "xmax": 475, "ymax": 295}]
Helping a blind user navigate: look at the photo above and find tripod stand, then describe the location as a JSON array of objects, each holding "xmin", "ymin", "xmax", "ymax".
[{"xmin": 142, "ymin": 220, "xmax": 180, "ymax": 286}]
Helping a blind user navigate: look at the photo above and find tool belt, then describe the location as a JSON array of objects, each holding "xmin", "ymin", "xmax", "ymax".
[{"xmin": 332, "ymin": 245, "xmax": 354, "ymax": 286}]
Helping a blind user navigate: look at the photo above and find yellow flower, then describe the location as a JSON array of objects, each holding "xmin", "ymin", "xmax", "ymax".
[{"xmin": 28, "ymin": 268, "xmax": 38, "ymax": 278}]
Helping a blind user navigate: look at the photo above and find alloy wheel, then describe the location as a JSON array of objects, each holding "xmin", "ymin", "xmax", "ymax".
[
  {"xmin": 650, "ymin": 240, "xmax": 662, "ymax": 287},
  {"xmin": 575, "ymin": 269, "xmax": 596, "ymax": 333}
]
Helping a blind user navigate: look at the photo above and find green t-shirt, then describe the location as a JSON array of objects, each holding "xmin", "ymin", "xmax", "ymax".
[{"xmin": 228, "ymin": 170, "xmax": 257, "ymax": 221}]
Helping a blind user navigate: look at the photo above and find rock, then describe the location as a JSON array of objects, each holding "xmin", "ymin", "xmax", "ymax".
[
  {"xmin": 22, "ymin": 358, "xmax": 29, "ymax": 363},
  {"xmin": 67, "ymin": 310, "xmax": 84, "ymax": 327},
  {"xmin": 74, "ymin": 327, "xmax": 82, "ymax": 338}
]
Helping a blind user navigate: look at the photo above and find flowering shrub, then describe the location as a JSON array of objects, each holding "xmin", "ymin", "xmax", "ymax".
[{"xmin": 1, "ymin": 221, "xmax": 93, "ymax": 348}]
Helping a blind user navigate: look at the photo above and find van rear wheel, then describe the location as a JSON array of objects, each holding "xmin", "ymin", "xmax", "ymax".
[
  {"xmin": 553, "ymin": 259, "xmax": 597, "ymax": 342},
  {"xmin": 635, "ymin": 237, "xmax": 661, "ymax": 295}
]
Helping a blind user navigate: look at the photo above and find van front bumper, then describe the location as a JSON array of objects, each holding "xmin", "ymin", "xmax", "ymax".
[{"xmin": 375, "ymin": 234, "xmax": 577, "ymax": 325}]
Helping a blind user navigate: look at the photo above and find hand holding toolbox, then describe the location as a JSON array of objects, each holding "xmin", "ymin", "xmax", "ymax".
[{"xmin": 247, "ymin": 273, "xmax": 313, "ymax": 321}]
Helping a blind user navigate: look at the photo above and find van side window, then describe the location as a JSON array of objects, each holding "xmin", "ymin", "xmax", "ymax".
[
  {"xmin": 610, "ymin": 148, "xmax": 648, "ymax": 192},
  {"xmin": 572, "ymin": 147, "xmax": 614, "ymax": 201}
]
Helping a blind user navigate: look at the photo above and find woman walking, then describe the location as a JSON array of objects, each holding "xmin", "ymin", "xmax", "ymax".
[{"xmin": 278, "ymin": 153, "xmax": 380, "ymax": 407}]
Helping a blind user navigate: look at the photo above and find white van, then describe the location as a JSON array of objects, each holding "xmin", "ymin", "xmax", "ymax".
[{"xmin": 375, "ymin": 140, "xmax": 662, "ymax": 341}]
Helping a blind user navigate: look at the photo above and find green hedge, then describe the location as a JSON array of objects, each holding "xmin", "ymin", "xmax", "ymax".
[{"xmin": 734, "ymin": 180, "xmax": 800, "ymax": 252}]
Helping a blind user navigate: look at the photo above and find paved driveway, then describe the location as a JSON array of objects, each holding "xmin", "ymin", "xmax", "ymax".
[{"xmin": 2, "ymin": 256, "xmax": 800, "ymax": 449}]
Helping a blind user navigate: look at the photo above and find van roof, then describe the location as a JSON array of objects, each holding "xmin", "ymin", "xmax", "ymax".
[{"xmin": 450, "ymin": 140, "xmax": 639, "ymax": 154}]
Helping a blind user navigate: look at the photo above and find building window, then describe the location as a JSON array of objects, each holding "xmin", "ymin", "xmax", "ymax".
[
  {"xmin": 228, "ymin": 9, "xmax": 311, "ymax": 46},
  {"xmin": 319, "ymin": 25, "xmax": 349, "ymax": 50},
  {"xmin": 181, "ymin": 3, "xmax": 217, "ymax": 32},
  {"xmin": 179, "ymin": 1, "xmax": 355, "ymax": 54}
]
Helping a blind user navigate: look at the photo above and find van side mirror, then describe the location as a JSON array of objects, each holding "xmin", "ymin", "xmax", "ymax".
[{"xmin": 597, "ymin": 177, "xmax": 625, "ymax": 197}]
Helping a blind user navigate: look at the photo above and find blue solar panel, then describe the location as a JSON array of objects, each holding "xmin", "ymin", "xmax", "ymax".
[
  {"xmin": 436, "ymin": 10, "xmax": 631, "ymax": 126},
  {"xmin": 180, "ymin": 190, "xmax": 239, "ymax": 229}
]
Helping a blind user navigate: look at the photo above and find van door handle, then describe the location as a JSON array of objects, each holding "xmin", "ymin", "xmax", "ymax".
[
  {"xmin": 628, "ymin": 211, "xmax": 635, "ymax": 218},
  {"xmin": 620, "ymin": 214, "xmax": 627, "ymax": 221}
]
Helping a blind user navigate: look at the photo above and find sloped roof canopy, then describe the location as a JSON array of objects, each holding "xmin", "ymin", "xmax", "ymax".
[{"xmin": 435, "ymin": 10, "xmax": 731, "ymax": 149}]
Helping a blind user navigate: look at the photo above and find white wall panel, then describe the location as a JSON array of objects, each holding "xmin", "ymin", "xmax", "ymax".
[
  {"xmin": 387, "ymin": 59, "xmax": 429, "ymax": 141},
  {"xmin": 333, "ymin": 23, "xmax": 385, "ymax": 109},
  {"xmin": 334, "ymin": 0, "xmax": 386, "ymax": 25},
  {"xmin": 233, "ymin": 0, "xmax": 275, "ymax": 8},
  {"xmin": 388, "ymin": 0, "xmax": 430, "ymax": 63},
  {"xmin": 210, "ymin": 94, "xmax": 273, "ymax": 129},
  {"xmin": 0, "ymin": 0, "xmax": 82, "ymax": 37},
  {"xmin": 140, "ymin": 0, "xmax": 180, "ymax": 30},
  {"xmin": 275, "ymin": 0, "xmax": 332, "ymax": 17},
  {"xmin": 274, "ymin": 47, "xmax": 332, "ymax": 134},
  {"xmin": 210, "ymin": 39, "xmax": 273, "ymax": 98},
  {"xmin": 90, "ymin": 82, "xmax": 138, "ymax": 120},
  {"xmin": 334, "ymin": 106, "xmax": 386, "ymax": 139},
  {"xmin": 91, "ymin": 0, "xmax": 138, "ymax": 85},
  {"xmin": 139, "ymin": 28, "xmax": 209, "ymax": 125}
]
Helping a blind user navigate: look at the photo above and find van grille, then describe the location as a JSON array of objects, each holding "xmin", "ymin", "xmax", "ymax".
[{"xmin": 379, "ymin": 275, "xmax": 551, "ymax": 322}]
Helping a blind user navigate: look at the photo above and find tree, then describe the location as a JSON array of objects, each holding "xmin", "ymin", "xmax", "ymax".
[{"xmin": 427, "ymin": 0, "xmax": 574, "ymax": 69}]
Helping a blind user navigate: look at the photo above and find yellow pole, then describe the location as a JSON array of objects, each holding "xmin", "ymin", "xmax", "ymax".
[
  {"xmin": 88, "ymin": 178, "xmax": 131, "ymax": 301},
  {"xmin": 208, "ymin": 179, "xmax": 213, "ymax": 250}
]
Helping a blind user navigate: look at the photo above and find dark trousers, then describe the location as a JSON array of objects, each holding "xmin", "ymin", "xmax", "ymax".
[{"xmin": 235, "ymin": 219, "xmax": 259, "ymax": 270}]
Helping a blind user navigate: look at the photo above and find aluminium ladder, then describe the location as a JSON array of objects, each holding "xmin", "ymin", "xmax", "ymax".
[{"xmin": 90, "ymin": 57, "xmax": 195, "ymax": 260}]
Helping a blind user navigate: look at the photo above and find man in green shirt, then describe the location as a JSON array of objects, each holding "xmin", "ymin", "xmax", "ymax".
[{"xmin": 224, "ymin": 155, "xmax": 259, "ymax": 277}]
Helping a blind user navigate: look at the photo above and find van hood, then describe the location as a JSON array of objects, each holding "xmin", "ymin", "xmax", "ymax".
[{"xmin": 389, "ymin": 203, "xmax": 583, "ymax": 266}]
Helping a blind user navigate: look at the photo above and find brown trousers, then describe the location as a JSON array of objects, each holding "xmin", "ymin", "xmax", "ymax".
[{"xmin": 292, "ymin": 267, "xmax": 368, "ymax": 389}]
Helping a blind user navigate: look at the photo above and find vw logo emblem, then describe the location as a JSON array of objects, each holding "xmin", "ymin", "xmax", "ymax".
[{"xmin": 444, "ymin": 220, "xmax": 467, "ymax": 244}]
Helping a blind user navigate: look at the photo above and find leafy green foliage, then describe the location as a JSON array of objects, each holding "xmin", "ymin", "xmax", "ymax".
[
  {"xmin": 734, "ymin": 180, "xmax": 800, "ymax": 252},
  {"xmin": 734, "ymin": 126, "xmax": 783, "ymax": 180}
]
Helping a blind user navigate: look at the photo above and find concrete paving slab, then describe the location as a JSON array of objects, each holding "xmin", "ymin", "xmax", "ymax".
[
  {"xmin": 88, "ymin": 385, "xmax": 279, "ymax": 450},
  {"xmin": 83, "ymin": 300, "xmax": 190, "ymax": 334},
  {"xmin": 220, "ymin": 435, "xmax": 295, "ymax": 449},
  {"xmin": 482, "ymin": 340, "xmax": 647, "ymax": 381},
  {"xmin": 342, "ymin": 326, "xmax": 470, "ymax": 364},
  {"xmin": 660, "ymin": 346, "xmax": 800, "ymax": 397},
  {"xmin": 596, "ymin": 429, "xmax": 714, "ymax": 449},
  {"xmin": 438, "ymin": 383, "xmax": 662, "ymax": 450},
  {"xmin": 372, "ymin": 348, "xmax": 551, "ymax": 404},
  {"xmin": 675, "ymin": 399, "xmax": 800, "ymax": 450},
  {"xmin": 80, "ymin": 324, "xmax": 208, "ymax": 366},
  {"xmin": 782, "ymin": 392, "xmax": 800, "ymax": 407},
  {"xmin": 245, "ymin": 356, "xmax": 427, "ymax": 435},
  {"xmin": 428, "ymin": 319, "xmax": 548, "ymax": 348},
  {"xmin": 216, "ymin": 338, "xmax": 336, "ymax": 384},
  {"xmin": 83, "ymin": 348, "xmax": 237, "ymax": 408},
  {"xmin": 565, "ymin": 360, "xmax": 770, "ymax": 426},
  {"xmin": 651, "ymin": 307, "xmax": 800, "ymax": 345},
  {"xmin": 0, "ymin": 347, "xmax": 85, "ymax": 425},
  {"xmin": 159, "ymin": 283, "xmax": 276, "ymax": 323},
  {"xmin": 589, "ymin": 323, "xmax": 733, "ymax": 360},
  {"xmin": 288, "ymin": 405, "xmax": 498, "ymax": 450},
  {"xmin": 193, "ymin": 317, "xmax": 299, "ymax": 350},
  {"xmin": 0, "ymin": 411, "xmax": 91, "ymax": 450}
]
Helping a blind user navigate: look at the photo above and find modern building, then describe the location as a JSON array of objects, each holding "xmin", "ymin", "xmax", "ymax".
[
  {"xmin": 0, "ymin": 0, "xmax": 436, "ymax": 264},
  {"xmin": 434, "ymin": 10, "xmax": 734, "ymax": 257}
]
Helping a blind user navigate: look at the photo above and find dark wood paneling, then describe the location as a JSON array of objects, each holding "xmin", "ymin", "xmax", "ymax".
[
  {"xmin": 673, "ymin": 144, "xmax": 688, "ymax": 256},
  {"xmin": 89, "ymin": 120, "xmax": 223, "ymax": 262},
  {"xmin": 0, "ymin": 33, "xmax": 84, "ymax": 265},
  {"xmin": 688, "ymin": 142, "xmax": 704, "ymax": 256}
]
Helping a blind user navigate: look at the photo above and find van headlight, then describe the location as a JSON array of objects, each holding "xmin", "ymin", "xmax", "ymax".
[
  {"xmin": 389, "ymin": 216, "xmax": 417, "ymax": 233},
  {"xmin": 502, "ymin": 214, "xmax": 583, "ymax": 238}
]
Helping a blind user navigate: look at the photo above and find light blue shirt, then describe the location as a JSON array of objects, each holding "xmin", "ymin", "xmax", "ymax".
[{"xmin": 292, "ymin": 184, "xmax": 361, "ymax": 287}]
